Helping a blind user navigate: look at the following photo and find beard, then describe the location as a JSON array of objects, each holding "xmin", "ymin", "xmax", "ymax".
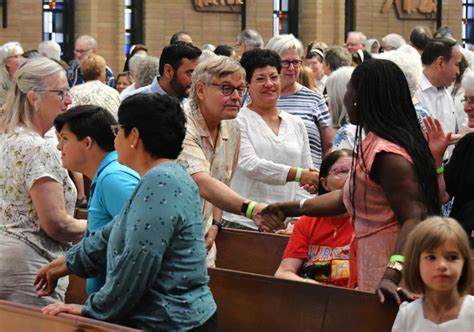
[{"xmin": 169, "ymin": 74, "xmax": 189, "ymax": 100}]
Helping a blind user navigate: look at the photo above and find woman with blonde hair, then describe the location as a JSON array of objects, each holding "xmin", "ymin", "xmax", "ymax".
[{"xmin": 0, "ymin": 57, "xmax": 86, "ymax": 306}]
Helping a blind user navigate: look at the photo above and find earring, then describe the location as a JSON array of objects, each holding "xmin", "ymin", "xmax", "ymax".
[
  {"xmin": 130, "ymin": 144, "xmax": 134, "ymax": 148},
  {"xmin": 353, "ymin": 102, "xmax": 357, "ymax": 107}
]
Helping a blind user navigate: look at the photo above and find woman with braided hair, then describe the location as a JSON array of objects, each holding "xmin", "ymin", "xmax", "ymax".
[{"xmin": 262, "ymin": 59, "xmax": 441, "ymax": 303}]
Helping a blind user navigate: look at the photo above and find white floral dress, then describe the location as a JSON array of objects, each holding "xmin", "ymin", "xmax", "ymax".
[{"xmin": 0, "ymin": 126, "xmax": 76, "ymax": 261}]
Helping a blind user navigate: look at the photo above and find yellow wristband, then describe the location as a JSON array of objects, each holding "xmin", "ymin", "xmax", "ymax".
[
  {"xmin": 295, "ymin": 167, "xmax": 303, "ymax": 183},
  {"xmin": 436, "ymin": 165, "xmax": 444, "ymax": 174}
]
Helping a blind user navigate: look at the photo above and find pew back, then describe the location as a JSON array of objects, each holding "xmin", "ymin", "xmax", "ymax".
[
  {"xmin": 0, "ymin": 300, "xmax": 136, "ymax": 331},
  {"xmin": 208, "ymin": 267, "xmax": 398, "ymax": 332},
  {"xmin": 215, "ymin": 228, "xmax": 289, "ymax": 276}
]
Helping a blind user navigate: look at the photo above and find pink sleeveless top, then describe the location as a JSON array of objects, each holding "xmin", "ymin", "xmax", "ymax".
[{"xmin": 343, "ymin": 132, "xmax": 412, "ymax": 292}]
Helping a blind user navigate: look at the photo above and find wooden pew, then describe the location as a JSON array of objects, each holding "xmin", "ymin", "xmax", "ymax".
[
  {"xmin": 0, "ymin": 300, "xmax": 137, "ymax": 331},
  {"xmin": 208, "ymin": 267, "xmax": 398, "ymax": 332},
  {"xmin": 215, "ymin": 228, "xmax": 289, "ymax": 276}
]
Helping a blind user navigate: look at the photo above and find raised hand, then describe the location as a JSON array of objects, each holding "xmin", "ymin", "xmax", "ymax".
[{"xmin": 423, "ymin": 116, "xmax": 451, "ymax": 165}]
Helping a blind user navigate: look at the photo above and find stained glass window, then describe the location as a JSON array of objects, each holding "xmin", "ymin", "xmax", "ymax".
[
  {"xmin": 462, "ymin": 0, "xmax": 474, "ymax": 47},
  {"xmin": 42, "ymin": 0, "xmax": 74, "ymax": 61}
]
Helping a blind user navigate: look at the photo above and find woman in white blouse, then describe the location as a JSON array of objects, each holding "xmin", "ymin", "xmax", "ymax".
[{"xmin": 222, "ymin": 48, "xmax": 317, "ymax": 230}]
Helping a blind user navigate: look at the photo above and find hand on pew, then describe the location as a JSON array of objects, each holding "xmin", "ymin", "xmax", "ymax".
[
  {"xmin": 375, "ymin": 276, "xmax": 418, "ymax": 305},
  {"xmin": 42, "ymin": 303, "xmax": 83, "ymax": 317},
  {"xmin": 252, "ymin": 203, "xmax": 286, "ymax": 232},
  {"xmin": 34, "ymin": 256, "xmax": 69, "ymax": 297}
]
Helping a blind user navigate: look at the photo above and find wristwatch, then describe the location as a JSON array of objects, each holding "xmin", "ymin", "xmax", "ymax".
[
  {"xmin": 212, "ymin": 219, "xmax": 223, "ymax": 232},
  {"xmin": 240, "ymin": 199, "xmax": 251, "ymax": 216},
  {"xmin": 387, "ymin": 261, "xmax": 403, "ymax": 273}
]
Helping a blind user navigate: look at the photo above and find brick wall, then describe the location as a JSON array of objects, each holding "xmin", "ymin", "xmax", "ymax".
[{"xmin": 0, "ymin": 0, "xmax": 464, "ymax": 75}]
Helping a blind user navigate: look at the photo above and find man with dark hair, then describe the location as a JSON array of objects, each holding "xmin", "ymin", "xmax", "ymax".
[
  {"xmin": 132, "ymin": 42, "xmax": 201, "ymax": 101},
  {"xmin": 409, "ymin": 25, "xmax": 433, "ymax": 54},
  {"xmin": 416, "ymin": 38, "xmax": 461, "ymax": 157},
  {"xmin": 54, "ymin": 105, "xmax": 140, "ymax": 295},
  {"xmin": 169, "ymin": 31, "xmax": 193, "ymax": 45}
]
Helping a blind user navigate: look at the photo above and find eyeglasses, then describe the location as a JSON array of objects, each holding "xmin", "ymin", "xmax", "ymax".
[
  {"xmin": 37, "ymin": 88, "xmax": 71, "ymax": 101},
  {"xmin": 233, "ymin": 42, "xmax": 241, "ymax": 50},
  {"xmin": 253, "ymin": 74, "xmax": 280, "ymax": 84},
  {"xmin": 209, "ymin": 83, "xmax": 247, "ymax": 96},
  {"xmin": 328, "ymin": 165, "xmax": 350, "ymax": 178},
  {"xmin": 110, "ymin": 124, "xmax": 125, "ymax": 136},
  {"xmin": 74, "ymin": 48, "xmax": 93, "ymax": 54},
  {"xmin": 461, "ymin": 97, "xmax": 474, "ymax": 105},
  {"xmin": 281, "ymin": 60, "xmax": 302, "ymax": 68}
]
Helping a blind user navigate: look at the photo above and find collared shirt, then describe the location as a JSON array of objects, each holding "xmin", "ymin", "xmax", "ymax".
[
  {"xmin": 416, "ymin": 73, "xmax": 457, "ymax": 158},
  {"xmin": 86, "ymin": 151, "xmax": 140, "ymax": 294},
  {"xmin": 176, "ymin": 102, "xmax": 240, "ymax": 234},
  {"xmin": 67, "ymin": 62, "xmax": 115, "ymax": 88},
  {"xmin": 131, "ymin": 76, "xmax": 166, "ymax": 96},
  {"xmin": 416, "ymin": 73, "xmax": 457, "ymax": 133}
]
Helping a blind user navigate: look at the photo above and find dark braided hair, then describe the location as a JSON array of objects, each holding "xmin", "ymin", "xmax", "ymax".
[{"xmin": 349, "ymin": 59, "xmax": 440, "ymax": 216}]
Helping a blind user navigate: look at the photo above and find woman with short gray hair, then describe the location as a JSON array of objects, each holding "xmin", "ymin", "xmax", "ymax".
[
  {"xmin": 267, "ymin": 34, "xmax": 334, "ymax": 169},
  {"xmin": 0, "ymin": 41, "xmax": 24, "ymax": 106},
  {"xmin": 0, "ymin": 57, "xmax": 87, "ymax": 306}
]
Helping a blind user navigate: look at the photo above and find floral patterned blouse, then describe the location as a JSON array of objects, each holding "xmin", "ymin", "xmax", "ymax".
[{"xmin": 0, "ymin": 127, "xmax": 77, "ymax": 261}]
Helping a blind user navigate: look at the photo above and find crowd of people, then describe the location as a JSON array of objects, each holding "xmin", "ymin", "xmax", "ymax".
[{"xmin": 0, "ymin": 24, "xmax": 473, "ymax": 330}]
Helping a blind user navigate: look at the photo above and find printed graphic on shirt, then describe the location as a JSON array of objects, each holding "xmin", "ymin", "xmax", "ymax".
[{"xmin": 299, "ymin": 244, "xmax": 350, "ymax": 286}]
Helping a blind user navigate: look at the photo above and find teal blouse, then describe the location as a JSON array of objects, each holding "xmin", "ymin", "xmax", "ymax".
[{"xmin": 66, "ymin": 162, "xmax": 216, "ymax": 330}]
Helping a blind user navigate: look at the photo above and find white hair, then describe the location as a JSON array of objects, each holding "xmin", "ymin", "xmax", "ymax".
[
  {"xmin": 38, "ymin": 40, "xmax": 62, "ymax": 60},
  {"xmin": 201, "ymin": 44, "xmax": 216, "ymax": 52},
  {"xmin": 0, "ymin": 41, "xmax": 24, "ymax": 105},
  {"xmin": 462, "ymin": 70, "xmax": 474, "ymax": 95},
  {"xmin": 76, "ymin": 35, "xmax": 97, "ymax": 49},
  {"xmin": 382, "ymin": 33, "xmax": 406, "ymax": 51},
  {"xmin": 1, "ymin": 57, "xmax": 64, "ymax": 133},
  {"xmin": 199, "ymin": 49, "xmax": 217, "ymax": 62},
  {"xmin": 325, "ymin": 66, "xmax": 354, "ymax": 128},
  {"xmin": 128, "ymin": 53, "xmax": 146, "ymax": 77},
  {"xmin": 237, "ymin": 29, "xmax": 264, "ymax": 50},
  {"xmin": 348, "ymin": 31, "xmax": 367, "ymax": 46},
  {"xmin": 265, "ymin": 34, "xmax": 304, "ymax": 58},
  {"xmin": 374, "ymin": 44, "xmax": 421, "ymax": 97}
]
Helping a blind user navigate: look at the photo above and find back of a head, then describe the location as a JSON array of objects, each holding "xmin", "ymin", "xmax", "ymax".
[
  {"xmin": 190, "ymin": 56, "xmax": 245, "ymax": 108},
  {"xmin": 240, "ymin": 48, "xmax": 281, "ymax": 83},
  {"xmin": 158, "ymin": 42, "xmax": 202, "ymax": 76},
  {"xmin": 169, "ymin": 31, "xmax": 192, "ymax": 45},
  {"xmin": 238, "ymin": 29, "xmax": 264, "ymax": 51},
  {"xmin": 325, "ymin": 66, "xmax": 354, "ymax": 127},
  {"xmin": 324, "ymin": 46, "xmax": 352, "ymax": 72},
  {"xmin": 434, "ymin": 26, "xmax": 454, "ymax": 39},
  {"xmin": 128, "ymin": 53, "xmax": 146, "ymax": 77},
  {"xmin": 375, "ymin": 44, "xmax": 422, "ymax": 97},
  {"xmin": 409, "ymin": 26, "xmax": 433, "ymax": 51},
  {"xmin": 118, "ymin": 93, "xmax": 186, "ymax": 159},
  {"xmin": 403, "ymin": 216, "xmax": 472, "ymax": 295},
  {"xmin": 2, "ymin": 57, "xmax": 63, "ymax": 132},
  {"xmin": 214, "ymin": 45, "xmax": 234, "ymax": 57},
  {"xmin": 421, "ymin": 38, "xmax": 457, "ymax": 66},
  {"xmin": 80, "ymin": 54, "xmax": 106, "ymax": 81},
  {"xmin": 445, "ymin": 132, "xmax": 474, "ymax": 201},
  {"xmin": 382, "ymin": 33, "xmax": 406, "ymax": 51},
  {"xmin": 38, "ymin": 40, "xmax": 62, "ymax": 61},
  {"xmin": 135, "ymin": 56, "xmax": 160, "ymax": 87},
  {"xmin": 298, "ymin": 66, "xmax": 316, "ymax": 91},
  {"xmin": 54, "ymin": 105, "xmax": 117, "ymax": 152},
  {"xmin": 265, "ymin": 34, "xmax": 304, "ymax": 58}
]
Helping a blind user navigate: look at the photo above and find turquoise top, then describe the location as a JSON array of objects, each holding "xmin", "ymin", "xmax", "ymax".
[
  {"xmin": 86, "ymin": 151, "xmax": 140, "ymax": 294},
  {"xmin": 67, "ymin": 162, "xmax": 216, "ymax": 330}
]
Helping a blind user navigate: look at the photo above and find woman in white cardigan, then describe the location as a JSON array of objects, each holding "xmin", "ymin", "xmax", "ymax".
[{"xmin": 222, "ymin": 48, "xmax": 317, "ymax": 230}]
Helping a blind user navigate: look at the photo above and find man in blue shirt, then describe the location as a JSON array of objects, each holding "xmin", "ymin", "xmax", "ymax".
[
  {"xmin": 132, "ymin": 42, "xmax": 201, "ymax": 101},
  {"xmin": 67, "ymin": 35, "xmax": 115, "ymax": 88},
  {"xmin": 54, "ymin": 105, "xmax": 140, "ymax": 294}
]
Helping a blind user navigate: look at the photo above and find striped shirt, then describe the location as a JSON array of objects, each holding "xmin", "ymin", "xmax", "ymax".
[{"xmin": 277, "ymin": 86, "xmax": 331, "ymax": 168}]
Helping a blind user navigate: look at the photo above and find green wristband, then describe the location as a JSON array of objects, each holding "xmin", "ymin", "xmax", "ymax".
[
  {"xmin": 246, "ymin": 201, "xmax": 257, "ymax": 219},
  {"xmin": 390, "ymin": 255, "xmax": 405, "ymax": 263},
  {"xmin": 436, "ymin": 165, "xmax": 444, "ymax": 174},
  {"xmin": 295, "ymin": 167, "xmax": 303, "ymax": 183}
]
